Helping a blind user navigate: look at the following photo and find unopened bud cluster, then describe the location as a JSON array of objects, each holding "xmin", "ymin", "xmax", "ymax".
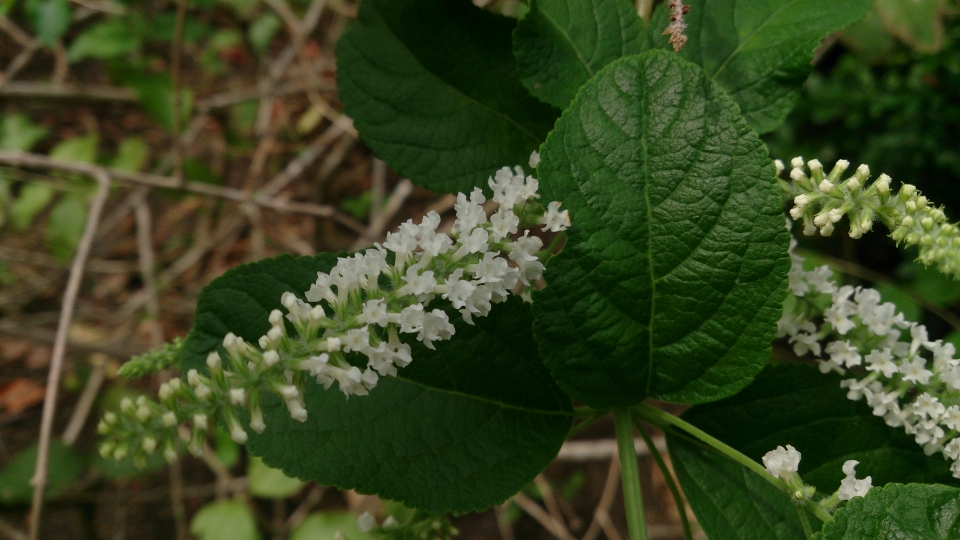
[
  {"xmin": 99, "ymin": 158, "xmax": 570, "ymax": 466},
  {"xmin": 780, "ymin": 243, "xmax": 960, "ymax": 479},
  {"xmin": 780, "ymin": 157, "xmax": 960, "ymax": 279}
]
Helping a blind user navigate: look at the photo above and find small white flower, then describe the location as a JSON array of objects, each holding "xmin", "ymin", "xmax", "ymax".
[
  {"xmin": 900, "ymin": 356, "xmax": 933, "ymax": 385},
  {"xmin": 529, "ymin": 150, "xmax": 540, "ymax": 168},
  {"xmin": 762, "ymin": 445, "xmax": 801, "ymax": 479},
  {"xmin": 358, "ymin": 512, "xmax": 377, "ymax": 533},
  {"xmin": 826, "ymin": 340, "xmax": 861, "ymax": 368},
  {"xmin": 837, "ymin": 460, "xmax": 872, "ymax": 501},
  {"xmin": 540, "ymin": 201, "xmax": 571, "ymax": 233},
  {"xmin": 865, "ymin": 348, "xmax": 899, "ymax": 378}
]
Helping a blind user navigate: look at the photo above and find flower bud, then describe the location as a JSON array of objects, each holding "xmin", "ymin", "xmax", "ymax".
[
  {"xmin": 120, "ymin": 397, "xmax": 135, "ymax": 414},
  {"xmin": 230, "ymin": 388, "xmax": 246, "ymax": 405},
  {"xmin": 193, "ymin": 413, "xmax": 208, "ymax": 431},
  {"xmin": 136, "ymin": 405, "xmax": 151, "ymax": 423},
  {"xmin": 791, "ymin": 156, "xmax": 805, "ymax": 168},
  {"xmin": 162, "ymin": 411, "xmax": 178, "ymax": 428},
  {"xmin": 206, "ymin": 352, "xmax": 222, "ymax": 371},
  {"xmin": 263, "ymin": 350, "xmax": 280, "ymax": 367},
  {"xmin": 142, "ymin": 437, "xmax": 157, "ymax": 455}
]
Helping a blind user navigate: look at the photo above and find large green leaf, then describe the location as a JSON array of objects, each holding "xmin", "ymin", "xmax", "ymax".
[
  {"xmin": 669, "ymin": 435, "xmax": 812, "ymax": 540},
  {"xmin": 190, "ymin": 500, "xmax": 260, "ymax": 540},
  {"xmin": 180, "ymin": 254, "xmax": 572, "ymax": 514},
  {"xmin": 512, "ymin": 0, "xmax": 642, "ymax": 109},
  {"xmin": 336, "ymin": 0, "xmax": 559, "ymax": 194},
  {"xmin": 819, "ymin": 483, "xmax": 960, "ymax": 539},
  {"xmin": 532, "ymin": 51, "xmax": 789, "ymax": 408},
  {"xmin": 678, "ymin": 363, "xmax": 955, "ymax": 492},
  {"xmin": 644, "ymin": 0, "xmax": 872, "ymax": 133},
  {"xmin": 0, "ymin": 442, "xmax": 84, "ymax": 503}
]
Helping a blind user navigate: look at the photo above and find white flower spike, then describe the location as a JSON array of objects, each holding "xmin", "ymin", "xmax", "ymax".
[{"xmin": 99, "ymin": 161, "xmax": 571, "ymax": 466}]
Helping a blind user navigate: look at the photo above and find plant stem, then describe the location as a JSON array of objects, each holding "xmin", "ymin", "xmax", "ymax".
[
  {"xmin": 634, "ymin": 403, "xmax": 834, "ymax": 523},
  {"xmin": 567, "ymin": 411, "xmax": 604, "ymax": 439},
  {"xmin": 796, "ymin": 506, "xmax": 815, "ymax": 540},
  {"xmin": 637, "ymin": 0, "xmax": 654, "ymax": 22},
  {"xmin": 631, "ymin": 413, "xmax": 693, "ymax": 540},
  {"xmin": 614, "ymin": 409, "xmax": 648, "ymax": 540}
]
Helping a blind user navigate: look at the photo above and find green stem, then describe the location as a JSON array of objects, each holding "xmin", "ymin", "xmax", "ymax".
[
  {"xmin": 614, "ymin": 409, "xmax": 648, "ymax": 540},
  {"xmin": 637, "ymin": 0, "xmax": 654, "ymax": 22},
  {"xmin": 567, "ymin": 411, "xmax": 604, "ymax": 439},
  {"xmin": 635, "ymin": 404, "xmax": 834, "ymax": 523},
  {"xmin": 631, "ymin": 413, "xmax": 693, "ymax": 540},
  {"xmin": 796, "ymin": 506, "xmax": 815, "ymax": 540}
]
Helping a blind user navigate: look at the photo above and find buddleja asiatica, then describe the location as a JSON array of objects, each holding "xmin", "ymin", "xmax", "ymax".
[{"xmin": 98, "ymin": 157, "xmax": 570, "ymax": 465}]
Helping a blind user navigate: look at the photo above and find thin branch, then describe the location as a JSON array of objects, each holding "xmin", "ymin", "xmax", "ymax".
[
  {"xmin": 170, "ymin": 0, "xmax": 188, "ymax": 184},
  {"xmin": 0, "ymin": 81, "xmax": 138, "ymax": 101},
  {"xmin": 512, "ymin": 492, "xmax": 577, "ymax": 540},
  {"xmin": 28, "ymin": 169, "xmax": 111, "ymax": 540},
  {"xmin": 534, "ymin": 475, "xmax": 570, "ymax": 537},
  {"xmin": 580, "ymin": 458, "xmax": 621, "ymax": 540},
  {"xmin": 557, "ymin": 437, "xmax": 664, "ymax": 462},
  {"xmin": 0, "ymin": 16, "xmax": 34, "ymax": 47},
  {"xmin": 61, "ymin": 357, "xmax": 107, "ymax": 445},
  {"xmin": 0, "ymin": 322, "xmax": 144, "ymax": 359},
  {"xmin": 0, "ymin": 151, "xmax": 367, "ymax": 233},
  {"xmin": 134, "ymin": 197, "xmax": 166, "ymax": 350},
  {"xmin": 0, "ymin": 518, "xmax": 28, "ymax": 540}
]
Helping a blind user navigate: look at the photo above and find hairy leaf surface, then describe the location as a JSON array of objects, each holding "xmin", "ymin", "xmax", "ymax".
[
  {"xmin": 533, "ymin": 51, "xmax": 790, "ymax": 408},
  {"xmin": 644, "ymin": 0, "xmax": 872, "ymax": 133},
  {"xmin": 337, "ymin": 0, "xmax": 559, "ymax": 194},
  {"xmin": 819, "ymin": 483, "xmax": 960, "ymax": 539},
  {"xmin": 512, "ymin": 0, "xmax": 642, "ymax": 108},
  {"xmin": 678, "ymin": 364, "xmax": 955, "ymax": 492},
  {"xmin": 180, "ymin": 254, "xmax": 572, "ymax": 514}
]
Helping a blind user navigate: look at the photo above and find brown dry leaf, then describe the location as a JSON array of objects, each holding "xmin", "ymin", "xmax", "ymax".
[
  {"xmin": 0, "ymin": 339, "xmax": 32, "ymax": 362},
  {"xmin": 25, "ymin": 345, "xmax": 52, "ymax": 369},
  {"xmin": 0, "ymin": 377, "xmax": 46, "ymax": 414}
]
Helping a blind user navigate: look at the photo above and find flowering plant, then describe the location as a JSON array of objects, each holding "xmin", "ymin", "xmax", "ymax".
[{"xmin": 102, "ymin": 0, "xmax": 960, "ymax": 539}]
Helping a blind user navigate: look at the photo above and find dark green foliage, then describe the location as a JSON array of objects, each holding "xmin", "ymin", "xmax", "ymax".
[
  {"xmin": 532, "ymin": 51, "xmax": 790, "ymax": 408},
  {"xmin": 336, "ymin": 0, "xmax": 559, "ymax": 194},
  {"xmin": 179, "ymin": 254, "xmax": 572, "ymax": 514}
]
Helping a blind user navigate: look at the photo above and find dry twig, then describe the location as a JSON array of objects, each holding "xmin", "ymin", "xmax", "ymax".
[{"xmin": 28, "ymin": 169, "xmax": 111, "ymax": 540}]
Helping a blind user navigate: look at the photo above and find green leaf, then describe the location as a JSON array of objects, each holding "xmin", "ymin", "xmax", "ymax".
[
  {"xmin": 819, "ymin": 483, "xmax": 960, "ymax": 539},
  {"xmin": 9, "ymin": 183, "xmax": 55, "ymax": 230},
  {"xmin": 532, "ymin": 51, "xmax": 790, "ymax": 408},
  {"xmin": 247, "ymin": 456, "xmax": 305, "ymax": 499},
  {"xmin": 512, "ymin": 0, "xmax": 642, "ymax": 109},
  {"xmin": 179, "ymin": 254, "xmax": 572, "ymax": 514},
  {"xmin": 678, "ymin": 364, "xmax": 955, "ymax": 493},
  {"xmin": 336, "ymin": 0, "xmax": 559, "ymax": 194},
  {"xmin": 291, "ymin": 512, "xmax": 373, "ymax": 540},
  {"xmin": 0, "ymin": 442, "xmax": 84, "ymax": 503},
  {"xmin": 46, "ymin": 192, "xmax": 89, "ymax": 260},
  {"xmin": 644, "ymin": 0, "xmax": 872, "ymax": 133},
  {"xmin": 190, "ymin": 500, "xmax": 260, "ymax": 540},
  {"xmin": 668, "ymin": 435, "xmax": 812, "ymax": 540},
  {"xmin": 248, "ymin": 13, "xmax": 281, "ymax": 54},
  {"xmin": 28, "ymin": 0, "xmax": 72, "ymax": 47},
  {"xmin": 874, "ymin": 0, "xmax": 947, "ymax": 54},
  {"xmin": 840, "ymin": 9, "xmax": 895, "ymax": 65},
  {"xmin": 0, "ymin": 114, "xmax": 47, "ymax": 151},
  {"xmin": 115, "ymin": 69, "xmax": 193, "ymax": 132},
  {"xmin": 49, "ymin": 134, "xmax": 99, "ymax": 164},
  {"xmin": 110, "ymin": 137, "xmax": 150, "ymax": 172},
  {"xmin": 67, "ymin": 18, "xmax": 142, "ymax": 62}
]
